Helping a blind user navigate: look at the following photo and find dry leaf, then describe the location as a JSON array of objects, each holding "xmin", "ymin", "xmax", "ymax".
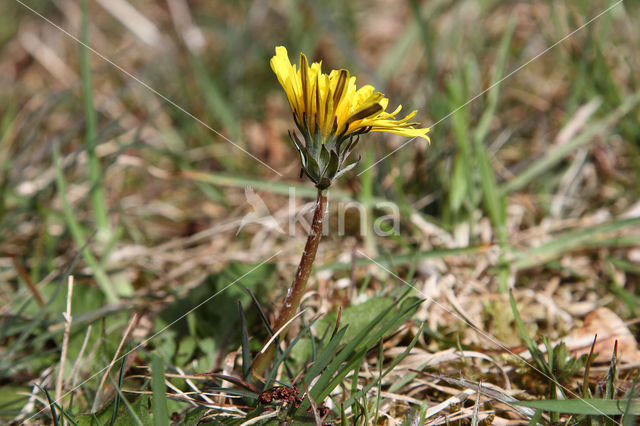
[{"xmin": 562, "ymin": 307, "xmax": 640, "ymax": 364}]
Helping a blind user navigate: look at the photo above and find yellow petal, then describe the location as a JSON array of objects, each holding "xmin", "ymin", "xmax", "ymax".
[{"xmin": 270, "ymin": 46, "xmax": 430, "ymax": 143}]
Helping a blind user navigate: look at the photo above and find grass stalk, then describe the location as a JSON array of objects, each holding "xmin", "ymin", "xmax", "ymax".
[
  {"xmin": 360, "ymin": 150, "xmax": 378, "ymax": 257},
  {"xmin": 53, "ymin": 145, "xmax": 118, "ymax": 303},
  {"xmin": 81, "ymin": 0, "xmax": 109, "ymax": 236},
  {"xmin": 91, "ymin": 314, "xmax": 137, "ymax": 412},
  {"xmin": 55, "ymin": 276, "xmax": 74, "ymax": 402}
]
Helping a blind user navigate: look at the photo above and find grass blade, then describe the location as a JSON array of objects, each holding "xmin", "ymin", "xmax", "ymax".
[
  {"xmin": 53, "ymin": 144, "xmax": 118, "ymax": 303},
  {"xmin": 344, "ymin": 322, "xmax": 424, "ymax": 408},
  {"xmin": 502, "ymin": 88, "xmax": 640, "ymax": 194},
  {"xmin": 81, "ymin": 0, "xmax": 109, "ymax": 235},
  {"xmin": 150, "ymin": 354, "xmax": 169, "ymax": 426},
  {"xmin": 513, "ymin": 399, "xmax": 640, "ymax": 416},
  {"xmin": 319, "ymin": 245, "xmax": 485, "ymax": 272},
  {"xmin": 526, "ymin": 409, "xmax": 544, "ymax": 425},
  {"xmin": 38, "ymin": 385, "xmax": 60, "ymax": 426},
  {"xmin": 264, "ymin": 316, "xmax": 320, "ymax": 389},
  {"xmin": 304, "ymin": 295, "xmax": 422, "ymax": 409},
  {"xmin": 238, "ymin": 300, "xmax": 251, "ymax": 380},
  {"xmin": 109, "ymin": 350, "xmax": 129, "ymax": 426},
  {"xmin": 511, "ymin": 217, "xmax": 640, "ymax": 270}
]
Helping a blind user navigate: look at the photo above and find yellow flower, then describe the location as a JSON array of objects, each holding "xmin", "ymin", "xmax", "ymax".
[
  {"xmin": 271, "ymin": 46, "xmax": 430, "ymax": 188},
  {"xmin": 271, "ymin": 46, "xmax": 430, "ymax": 142}
]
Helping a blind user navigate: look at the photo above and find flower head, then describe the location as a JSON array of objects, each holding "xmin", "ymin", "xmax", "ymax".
[{"xmin": 271, "ymin": 46, "xmax": 430, "ymax": 189}]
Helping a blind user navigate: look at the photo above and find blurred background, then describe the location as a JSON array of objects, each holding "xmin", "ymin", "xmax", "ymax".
[{"xmin": 1, "ymin": 0, "xmax": 639, "ymax": 423}]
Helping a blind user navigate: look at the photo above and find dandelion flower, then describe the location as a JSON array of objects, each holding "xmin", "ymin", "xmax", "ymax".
[{"xmin": 271, "ymin": 46, "xmax": 430, "ymax": 189}]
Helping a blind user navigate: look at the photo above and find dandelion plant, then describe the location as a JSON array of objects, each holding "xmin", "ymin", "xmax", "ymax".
[{"xmin": 250, "ymin": 46, "xmax": 430, "ymax": 378}]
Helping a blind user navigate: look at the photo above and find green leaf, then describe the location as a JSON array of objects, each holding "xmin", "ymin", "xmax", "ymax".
[
  {"xmin": 182, "ymin": 406, "xmax": 208, "ymax": 426},
  {"xmin": 156, "ymin": 261, "xmax": 275, "ymax": 365},
  {"xmin": 175, "ymin": 336, "xmax": 197, "ymax": 368},
  {"xmin": 77, "ymin": 395, "xmax": 151, "ymax": 426},
  {"xmin": 313, "ymin": 297, "xmax": 395, "ymax": 343},
  {"xmin": 300, "ymin": 292, "xmax": 422, "ymax": 412},
  {"xmin": 197, "ymin": 337, "xmax": 216, "ymax": 371}
]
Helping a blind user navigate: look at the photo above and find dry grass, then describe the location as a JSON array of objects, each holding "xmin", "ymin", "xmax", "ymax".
[{"xmin": 1, "ymin": 0, "xmax": 639, "ymax": 424}]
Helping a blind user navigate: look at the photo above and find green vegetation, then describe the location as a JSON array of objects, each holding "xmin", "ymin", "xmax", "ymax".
[{"xmin": 1, "ymin": 0, "xmax": 639, "ymax": 424}]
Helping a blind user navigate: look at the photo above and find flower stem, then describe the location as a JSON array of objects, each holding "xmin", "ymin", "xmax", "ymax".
[{"xmin": 251, "ymin": 189, "xmax": 327, "ymax": 380}]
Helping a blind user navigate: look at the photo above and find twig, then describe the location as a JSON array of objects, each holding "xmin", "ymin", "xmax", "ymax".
[
  {"xmin": 175, "ymin": 366, "xmax": 214, "ymax": 405},
  {"xmin": 166, "ymin": 0, "xmax": 205, "ymax": 53},
  {"xmin": 258, "ymin": 309, "xmax": 308, "ymax": 355},
  {"xmin": 94, "ymin": 0, "xmax": 161, "ymax": 46},
  {"xmin": 67, "ymin": 325, "xmax": 93, "ymax": 389},
  {"xmin": 55, "ymin": 276, "xmax": 74, "ymax": 404},
  {"xmin": 239, "ymin": 408, "xmax": 279, "ymax": 425},
  {"xmin": 11, "ymin": 255, "xmax": 45, "ymax": 307},
  {"xmin": 301, "ymin": 378, "xmax": 321, "ymax": 426},
  {"xmin": 91, "ymin": 313, "xmax": 138, "ymax": 412}
]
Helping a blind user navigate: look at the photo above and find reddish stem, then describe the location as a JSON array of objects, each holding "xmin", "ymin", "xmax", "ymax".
[{"xmin": 251, "ymin": 189, "xmax": 327, "ymax": 379}]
